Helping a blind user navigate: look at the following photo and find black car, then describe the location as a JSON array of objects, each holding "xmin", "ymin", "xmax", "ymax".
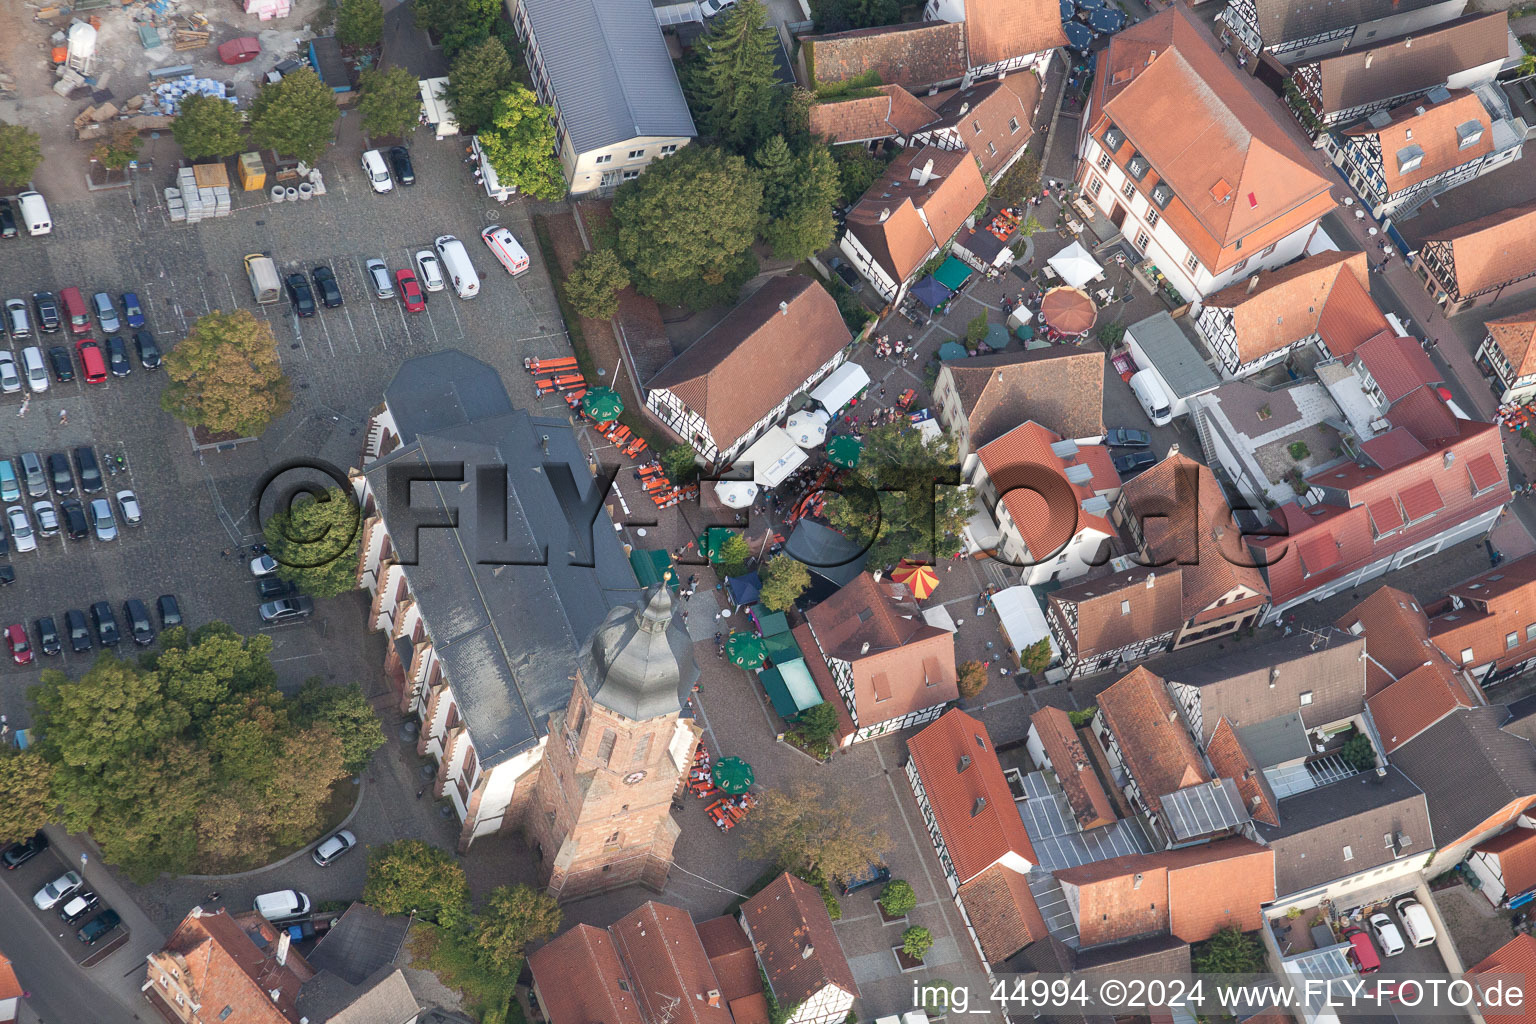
[
  {"xmin": 124, "ymin": 599, "xmax": 154, "ymax": 646},
  {"xmin": 48, "ymin": 345, "xmax": 75, "ymax": 382},
  {"xmin": 2, "ymin": 832, "xmax": 48, "ymax": 869},
  {"xmin": 58, "ymin": 890, "xmax": 100, "ymax": 924},
  {"xmin": 78, "ymin": 909, "xmax": 122, "ymax": 945},
  {"xmin": 157, "ymin": 593, "xmax": 182, "ymax": 629},
  {"xmin": 90, "ymin": 601, "xmax": 119, "ymax": 647},
  {"xmin": 133, "ymin": 330, "xmax": 160, "ymax": 369},
  {"xmin": 1104, "ymin": 427, "xmax": 1153, "ymax": 448},
  {"xmin": 259, "ymin": 576, "xmax": 295, "ymax": 599},
  {"xmin": 1112, "ymin": 450, "xmax": 1158, "ymax": 476},
  {"xmin": 389, "ymin": 145, "xmax": 415, "ymax": 186},
  {"xmin": 106, "ymin": 335, "xmax": 131, "ymax": 377},
  {"xmin": 0, "ymin": 198, "xmax": 16, "ymax": 240},
  {"xmin": 0, "ymin": 566, "xmax": 14, "ymax": 586},
  {"xmin": 285, "ymin": 273, "xmax": 316, "ymax": 318},
  {"xmin": 311, "ymin": 266, "xmax": 343, "ymax": 308},
  {"xmin": 64, "ymin": 608, "xmax": 90, "ymax": 652},
  {"xmin": 47, "ymin": 452, "xmax": 74, "ymax": 497},
  {"xmin": 60, "ymin": 499, "xmax": 87, "ymax": 541},
  {"xmin": 35, "ymin": 615, "xmax": 60, "ymax": 656},
  {"xmin": 74, "ymin": 447, "xmax": 102, "ymax": 494},
  {"xmin": 32, "ymin": 292, "xmax": 60, "ymax": 334}
]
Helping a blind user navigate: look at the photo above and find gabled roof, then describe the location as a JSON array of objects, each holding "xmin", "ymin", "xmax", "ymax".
[
  {"xmin": 923, "ymin": 74, "xmax": 1040, "ymax": 179},
  {"xmin": 611, "ymin": 903, "xmax": 733, "ymax": 1024},
  {"xmin": 845, "ymin": 146, "xmax": 988, "ymax": 286},
  {"xmin": 1096, "ymin": 666, "xmax": 1210, "ymax": 816},
  {"xmin": 960, "ymin": 0, "xmax": 1068, "ymax": 67},
  {"xmin": 1053, "ymin": 839, "xmax": 1274, "ymax": 947},
  {"xmin": 976, "ymin": 420, "xmax": 1119, "ymax": 557},
  {"xmin": 940, "ymin": 347, "xmax": 1105, "ymax": 446},
  {"xmin": 909, "ymin": 707, "xmax": 1038, "ymax": 882},
  {"xmin": 648, "ymin": 276, "xmax": 850, "ymax": 452},
  {"xmin": 530, "ymin": 925, "xmax": 646, "ymax": 1024},
  {"xmin": 1247, "ymin": 0, "xmax": 1457, "ymax": 49},
  {"xmin": 696, "ymin": 916, "xmax": 767, "ymax": 1004},
  {"xmin": 0, "ymin": 950, "xmax": 21, "ymax": 1002},
  {"xmin": 1431, "ymin": 555, "xmax": 1536, "ymax": 677},
  {"xmin": 1473, "ymin": 828, "xmax": 1536, "ymax": 900},
  {"xmin": 1392, "ymin": 706, "xmax": 1536, "ymax": 847},
  {"xmin": 1336, "ymin": 585, "xmax": 1440, "ymax": 695},
  {"xmin": 1090, "ymin": 7, "xmax": 1335, "ymax": 275},
  {"xmin": 957, "ymin": 864, "xmax": 1048, "ymax": 964},
  {"xmin": 1304, "ymin": 13, "xmax": 1511, "ymax": 117},
  {"xmin": 1368, "ymin": 658, "xmax": 1475, "ymax": 752},
  {"xmin": 519, "ymin": 0, "xmax": 695, "ymax": 154},
  {"xmin": 1349, "ymin": 333, "xmax": 1443, "ymax": 403},
  {"xmin": 1118, "ymin": 450, "xmax": 1269, "ymax": 620},
  {"xmin": 1426, "ymin": 201, "xmax": 1536, "ymax": 298},
  {"xmin": 1485, "ymin": 310, "xmax": 1536, "ymax": 380},
  {"xmin": 1206, "ymin": 716, "xmax": 1279, "ymax": 827},
  {"xmin": 1471, "ymin": 933, "xmax": 1536, "ymax": 998},
  {"xmin": 803, "ymin": 21, "xmax": 968, "ymax": 89},
  {"xmin": 808, "ymin": 84, "xmax": 938, "ymax": 145},
  {"xmin": 1202, "ymin": 250, "xmax": 1386, "ymax": 366},
  {"xmin": 1343, "ymin": 90, "xmax": 1493, "ymax": 197},
  {"xmin": 1029, "ymin": 706, "xmax": 1118, "ymax": 829},
  {"xmin": 742, "ymin": 874, "xmax": 859, "ymax": 1006},
  {"xmin": 1047, "ymin": 565, "xmax": 1184, "ymax": 663},
  {"xmin": 152, "ymin": 909, "xmax": 316, "ymax": 1024}
]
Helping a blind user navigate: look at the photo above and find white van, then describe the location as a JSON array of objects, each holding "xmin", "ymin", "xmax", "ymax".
[
  {"xmin": 1129, "ymin": 370, "xmax": 1173, "ymax": 427},
  {"xmin": 433, "ymin": 235, "xmax": 480, "ymax": 299},
  {"xmin": 481, "ymin": 225, "xmax": 530, "ymax": 276},
  {"xmin": 360, "ymin": 149, "xmax": 393, "ymax": 194},
  {"xmin": 16, "ymin": 192, "xmax": 51, "ymax": 236},
  {"xmin": 1394, "ymin": 898, "xmax": 1437, "ymax": 948},
  {"xmin": 253, "ymin": 889, "xmax": 312, "ymax": 923}
]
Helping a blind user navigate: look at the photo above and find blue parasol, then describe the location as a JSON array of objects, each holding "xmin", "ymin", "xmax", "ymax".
[
  {"xmin": 1064, "ymin": 20, "xmax": 1094, "ymax": 51},
  {"xmin": 1089, "ymin": 7, "xmax": 1125, "ymax": 32},
  {"xmin": 911, "ymin": 275, "xmax": 952, "ymax": 310}
]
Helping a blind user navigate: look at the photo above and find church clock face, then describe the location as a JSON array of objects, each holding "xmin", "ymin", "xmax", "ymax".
[{"xmin": 623, "ymin": 770, "xmax": 648, "ymax": 785}]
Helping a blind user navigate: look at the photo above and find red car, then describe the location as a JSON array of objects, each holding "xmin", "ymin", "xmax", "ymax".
[
  {"xmin": 5, "ymin": 623, "xmax": 32, "ymax": 665},
  {"xmin": 395, "ymin": 269, "xmax": 425, "ymax": 312},
  {"xmin": 76, "ymin": 340, "xmax": 107, "ymax": 384}
]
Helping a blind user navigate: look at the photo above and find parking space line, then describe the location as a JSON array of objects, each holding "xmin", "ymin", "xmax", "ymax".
[
  {"xmin": 440, "ymin": 287, "xmax": 467, "ymax": 341},
  {"xmin": 421, "ymin": 301, "xmax": 444, "ymax": 347},
  {"xmin": 352, "ymin": 259, "xmax": 389, "ymax": 351},
  {"xmin": 195, "ymin": 281, "xmax": 213, "ymax": 315},
  {"xmin": 394, "ymin": 299, "xmax": 411, "ymax": 340},
  {"xmin": 315, "ymin": 311, "xmax": 337, "ymax": 358},
  {"xmin": 288, "ymin": 313, "xmax": 309, "ymax": 359},
  {"xmin": 223, "ymin": 273, "xmax": 240, "ymax": 312},
  {"xmin": 338, "ymin": 305, "xmax": 363, "ymax": 352}
]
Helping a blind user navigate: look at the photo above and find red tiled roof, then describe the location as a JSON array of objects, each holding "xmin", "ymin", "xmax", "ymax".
[
  {"xmin": 1426, "ymin": 201, "xmax": 1536, "ymax": 299},
  {"xmin": 1368, "ymin": 659, "xmax": 1473, "ymax": 752},
  {"xmin": 908, "ymin": 707, "xmax": 1038, "ymax": 882},
  {"xmin": 1350, "ymin": 333, "xmax": 1442, "ymax": 403},
  {"xmin": 1335, "ymin": 585, "xmax": 1436, "ymax": 694},
  {"xmin": 804, "ymin": 573, "xmax": 957, "ymax": 729},
  {"xmin": 1030, "ymin": 706, "xmax": 1118, "ymax": 829},
  {"xmin": 696, "ymin": 916, "xmax": 765, "ymax": 1003},
  {"xmin": 957, "ymin": 864, "xmax": 1048, "ymax": 963},
  {"xmin": 1096, "ymin": 666, "xmax": 1209, "ymax": 816},
  {"xmin": 647, "ymin": 276, "xmax": 850, "ymax": 453},
  {"xmin": 1470, "ymin": 933, "xmax": 1536, "ymax": 1021},
  {"xmin": 529, "ymin": 925, "xmax": 646, "ymax": 1024},
  {"xmin": 1387, "ymin": 386, "xmax": 1461, "ymax": 447},
  {"xmin": 1342, "ymin": 90, "xmax": 1493, "ymax": 197},
  {"xmin": 1047, "ymin": 566, "xmax": 1184, "ymax": 665},
  {"xmin": 742, "ymin": 874, "xmax": 859, "ymax": 1007},
  {"xmin": 0, "ymin": 950, "xmax": 20, "ymax": 1002},
  {"xmin": 939, "ymin": 347, "xmax": 1105, "ymax": 448},
  {"xmin": 1361, "ymin": 428, "xmax": 1429, "ymax": 471},
  {"xmin": 1486, "ymin": 312, "xmax": 1536, "ymax": 380},
  {"xmin": 1474, "ymin": 829, "xmax": 1536, "ymax": 902},
  {"xmin": 1471, "ymin": 453, "xmax": 1504, "ymax": 493},
  {"xmin": 977, "ymin": 420, "xmax": 1119, "ymax": 558},
  {"xmin": 845, "ymin": 146, "xmax": 988, "ymax": 286},
  {"xmin": 611, "ymin": 903, "xmax": 733, "ymax": 1024},
  {"xmin": 808, "ymin": 84, "xmax": 938, "ymax": 145},
  {"xmin": 1431, "ymin": 554, "xmax": 1536, "ymax": 676},
  {"xmin": 1202, "ymin": 251, "xmax": 1384, "ymax": 367},
  {"xmin": 1399, "ymin": 478, "xmax": 1445, "ymax": 522},
  {"xmin": 1088, "ymin": 7, "xmax": 1335, "ymax": 275},
  {"xmin": 804, "ymin": 21, "xmax": 968, "ymax": 90},
  {"xmin": 1205, "ymin": 716, "xmax": 1279, "ymax": 827},
  {"xmin": 149, "ymin": 909, "xmax": 315, "ymax": 1024},
  {"xmin": 961, "ymin": 0, "xmax": 1068, "ymax": 67},
  {"xmin": 922, "ymin": 74, "xmax": 1041, "ymax": 180}
]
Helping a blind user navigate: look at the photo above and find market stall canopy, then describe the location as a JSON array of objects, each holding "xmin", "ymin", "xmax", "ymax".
[
  {"xmin": 785, "ymin": 519, "xmax": 868, "ymax": 589},
  {"xmin": 1041, "ymin": 286, "xmax": 1098, "ymax": 335},
  {"xmin": 763, "ymin": 629, "xmax": 801, "ymax": 664},
  {"xmin": 697, "ymin": 527, "xmax": 737, "ymax": 563},
  {"xmin": 712, "ymin": 756, "xmax": 755, "ymax": 794},
  {"xmin": 760, "ymin": 664, "xmax": 823, "ymax": 718},
  {"xmin": 1089, "ymin": 7, "xmax": 1126, "ymax": 31},
  {"xmin": 756, "ymin": 608, "xmax": 791, "ymax": 638},
  {"xmin": 912, "ymin": 275, "xmax": 953, "ymax": 310},
  {"xmin": 891, "ymin": 560, "xmax": 940, "ymax": 600},
  {"xmin": 810, "ymin": 362, "xmax": 871, "ymax": 414},
  {"xmin": 1059, "ymin": 0, "xmax": 1073, "ymax": 16},
  {"xmin": 629, "ymin": 548, "xmax": 680, "ymax": 590},
  {"xmin": 992, "ymin": 585, "xmax": 1059, "ymax": 661},
  {"xmin": 826, "ymin": 434, "xmax": 863, "ymax": 468},
  {"xmin": 785, "ymin": 409, "xmax": 830, "ymax": 448},
  {"xmin": 713, "ymin": 480, "xmax": 759, "ymax": 509},
  {"xmin": 1047, "ymin": 241, "xmax": 1104, "ymax": 289},
  {"xmin": 727, "ymin": 572, "xmax": 762, "ymax": 607},
  {"xmin": 418, "ymin": 77, "xmax": 458, "ymax": 136},
  {"xmin": 728, "ymin": 632, "xmax": 768, "ymax": 668},
  {"xmin": 933, "ymin": 256, "xmax": 973, "ymax": 292},
  {"xmin": 739, "ymin": 426, "xmax": 808, "ymax": 488},
  {"xmin": 581, "ymin": 386, "xmax": 624, "ymax": 422},
  {"xmin": 938, "ymin": 341, "xmax": 970, "ymax": 361}
]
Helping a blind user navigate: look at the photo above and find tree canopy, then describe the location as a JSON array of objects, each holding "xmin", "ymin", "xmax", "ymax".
[
  {"xmin": 716, "ymin": 533, "xmax": 752, "ymax": 577},
  {"xmin": 956, "ymin": 660, "xmax": 987, "ymax": 698},
  {"xmin": 292, "ymin": 679, "xmax": 386, "ymax": 772},
  {"xmin": 473, "ymin": 885, "xmax": 562, "ymax": 972},
  {"xmin": 1193, "ymin": 927, "xmax": 1266, "ymax": 974},
  {"xmin": 824, "ymin": 421, "xmax": 969, "ymax": 565},
  {"xmin": 758, "ymin": 555, "xmax": 810, "ymax": 612},
  {"xmin": 358, "ymin": 66, "xmax": 423, "ymax": 138},
  {"xmin": 740, "ymin": 777, "xmax": 891, "ymax": 884},
  {"xmin": 414, "ymin": 0, "xmax": 500, "ymax": 59},
  {"xmin": 249, "ymin": 67, "xmax": 340, "ymax": 165},
  {"xmin": 831, "ymin": 144, "xmax": 886, "ymax": 206},
  {"xmin": 610, "ymin": 145, "xmax": 761, "ymax": 309},
  {"xmin": 263, "ymin": 485, "xmax": 363, "ymax": 597},
  {"xmin": 563, "ymin": 248, "xmax": 630, "ymax": 321},
  {"xmin": 990, "ymin": 151, "xmax": 1042, "ymax": 208},
  {"xmin": 0, "ymin": 749, "xmax": 55, "ymax": 844},
  {"xmin": 336, "ymin": 0, "xmax": 384, "ymax": 48},
  {"xmin": 160, "ymin": 309, "xmax": 292, "ymax": 437},
  {"xmin": 476, "ymin": 86, "xmax": 566, "ymax": 201},
  {"xmin": 364, "ymin": 840, "xmax": 471, "ymax": 926},
  {"xmin": 810, "ymin": 0, "xmax": 900, "ymax": 32},
  {"xmin": 0, "ymin": 122, "xmax": 41, "ymax": 187},
  {"xmin": 685, "ymin": 0, "xmax": 785, "ymax": 155},
  {"xmin": 446, "ymin": 37, "xmax": 515, "ymax": 135},
  {"xmin": 172, "ymin": 94, "xmax": 246, "ymax": 161}
]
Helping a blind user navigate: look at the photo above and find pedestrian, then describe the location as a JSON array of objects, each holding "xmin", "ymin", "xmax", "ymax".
[
  {"xmin": 204, "ymin": 891, "xmax": 221, "ymax": 903},
  {"xmin": 16, "ymin": 396, "xmax": 27, "ymax": 419},
  {"xmin": 416, "ymin": 786, "xmax": 426, "ymax": 799},
  {"xmin": 58, "ymin": 409, "xmax": 67, "ymax": 425}
]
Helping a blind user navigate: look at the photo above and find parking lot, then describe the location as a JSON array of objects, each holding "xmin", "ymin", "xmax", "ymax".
[{"xmin": 1, "ymin": 841, "xmax": 130, "ymax": 967}]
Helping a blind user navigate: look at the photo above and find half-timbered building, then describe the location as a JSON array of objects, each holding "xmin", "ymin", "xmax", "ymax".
[
  {"xmin": 1218, "ymin": 0, "xmax": 1468, "ymax": 65},
  {"xmin": 1476, "ymin": 309, "xmax": 1536, "ymax": 403},
  {"xmin": 1413, "ymin": 201, "xmax": 1536, "ymax": 314},
  {"xmin": 1046, "ymin": 566, "xmax": 1184, "ymax": 679}
]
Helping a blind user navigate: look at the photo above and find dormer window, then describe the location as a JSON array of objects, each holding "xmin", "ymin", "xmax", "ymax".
[
  {"xmin": 1103, "ymin": 127, "xmax": 1126, "ymax": 151},
  {"xmin": 1397, "ymin": 145, "xmax": 1424, "ymax": 174},
  {"xmin": 1127, "ymin": 153, "xmax": 1150, "ymax": 180},
  {"xmin": 1150, "ymin": 183, "xmax": 1174, "ymax": 209},
  {"xmin": 1457, "ymin": 120, "xmax": 1484, "ymax": 149}
]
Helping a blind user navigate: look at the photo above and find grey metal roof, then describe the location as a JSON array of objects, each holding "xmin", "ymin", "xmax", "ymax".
[
  {"xmin": 1126, "ymin": 312, "xmax": 1220, "ymax": 399},
  {"xmin": 307, "ymin": 905, "xmax": 411, "ymax": 985},
  {"xmin": 368, "ymin": 352, "xmax": 640, "ymax": 767},
  {"xmin": 1255, "ymin": 767, "xmax": 1430, "ymax": 898},
  {"xmin": 1391, "ymin": 705, "xmax": 1536, "ymax": 846},
  {"xmin": 581, "ymin": 586, "xmax": 699, "ymax": 719},
  {"xmin": 1253, "ymin": 0, "xmax": 1456, "ymax": 49},
  {"xmin": 1237, "ymin": 711, "xmax": 1312, "ymax": 768},
  {"xmin": 1158, "ymin": 777, "xmax": 1250, "ymax": 841},
  {"xmin": 520, "ymin": 0, "xmax": 697, "ymax": 155}
]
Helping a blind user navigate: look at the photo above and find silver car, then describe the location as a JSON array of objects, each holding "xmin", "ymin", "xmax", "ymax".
[
  {"xmin": 365, "ymin": 259, "xmax": 392, "ymax": 299},
  {"xmin": 311, "ymin": 829, "xmax": 358, "ymax": 866},
  {"xmin": 34, "ymin": 500, "xmax": 58, "ymax": 538},
  {"xmin": 5, "ymin": 298, "xmax": 31, "ymax": 339},
  {"xmin": 33, "ymin": 871, "xmax": 82, "ymax": 910},
  {"xmin": 21, "ymin": 346, "xmax": 48, "ymax": 393},
  {"xmin": 0, "ymin": 351, "xmax": 19, "ymax": 394},
  {"xmin": 116, "ymin": 489, "xmax": 141, "ymax": 526},
  {"xmin": 88, "ymin": 497, "xmax": 116, "ymax": 541},
  {"xmin": 91, "ymin": 291, "xmax": 120, "ymax": 333},
  {"xmin": 6, "ymin": 506, "xmax": 34, "ymax": 553}
]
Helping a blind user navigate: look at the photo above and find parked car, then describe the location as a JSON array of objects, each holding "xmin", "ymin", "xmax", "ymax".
[
  {"xmin": 47, "ymin": 453, "xmax": 74, "ymax": 497},
  {"xmin": 260, "ymin": 596, "xmax": 314, "ymax": 623},
  {"xmin": 253, "ymin": 890, "xmax": 311, "ymax": 922},
  {"xmin": 4, "ymin": 298, "xmax": 31, "ymax": 341},
  {"xmin": 59, "ymin": 891, "xmax": 100, "ymax": 924},
  {"xmin": 0, "ymin": 566, "xmax": 15, "ymax": 586},
  {"xmin": 1112, "ymin": 450, "xmax": 1157, "ymax": 475},
  {"xmin": 396, "ymin": 269, "xmax": 425, "ymax": 312},
  {"xmin": 88, "ymin": 497, "xmax": 116, "ymax": 542},
  {"xmin": 34, "ymin": 501, "xmax": 58, "ymax": 538},
  {"xmin": 124, "ymin": 598, "xmax": 154, "ymax": 646},
  {"xmin": 158, "ymin": 594, "xmax": 183, "ymax": 629},
  {"xmin": 33, "ymin": 870, "xmax": 83, "ymax": 910},
  {"xmin": 133, "ymin": 331, "xmax": 160, "ymax": 370},
  {"xmin": 78, "ymin": 909, "xmax": 122, "ymax": 945},
  {"xmin": 19, "ymin": 452, "xmax": 46, "ymax": 500},
  {"xmin": 64, "ymin": 608, "xmax": 90, "ymax": 652},
  {"xmin": 311, "ymin": 265, "xmax": 343, "ymax": 308},
  {"xmin": 6, "ymin": 506, "xmax": 34, "ymax": 553},
  {"xmin": 1104, "ymin": 427, "xmax": 1153, "ymax": 448},
  {"xmin": 22, "ymin": 346, "xmax": 48, "ymax": 392},
  {"xmin": 75, "ymin": 447, "xmax": 102, "ymax": 493},
  {"xmin": 415, "ymin": 251, "xmax": 445, "ymax": 292},
  {"xmin": 700, "ymin": 0, "xmax": 737, "ymax": 15},
  {"xmin": 285, "ymin": 273, "xmax": 316, "ymax": 318},
  {"xmin": 365, "ymin": 259, "xmax": 392, "ymax": 299},
  {"xmin": 91, "ymin": 291, "xmax": 120, "ymax": 333},
  {"xmin": 35, "ymin": 615, "xmax": 60, "ymax": 655},
  {"xmin": 5, "ymin": 623, "xmax": 32, "ymax": 665},
  {"xmin": 389, "ymin": 146, "xmax": 415, "ymax": 186},
  {"xmin": 0, "ymin": 351, "xmax": 21, "ymax": 394},
  {"xmin": 90, "ymin": 601, "xmax": 119, "ymax": 646},
  {"xmin": 0, "ymin": 198, "xmax": 15, "ymax": 240},
  {"xmin": 76, "ymin": 340, "xmax": 107, "ymax": 384},
  {"xmin": 32, "ymin": 292, "xmax": 60, "ymax": 333},
  {"xmin": 60, "ymin": 499, "xmax": 88, "ymax": 541},
  {"xmin": 119, "ymin": 292, "xmax": 146, "ymax": 329},
  {"xmin": 250, "ymin": 553, "xmax": 278, "ymax": 577},
  {"xmin": 0, "ymin": 461, "xmax": 16, "ymax": 504},
  {"xmin": 360, "ymin": 149, "xmax": 394, "ymax": 193},
  {"xmin": 1368, "ymin": 912, "xmax": 1405, "ymax": 957},
  {"xmin": 117, "ymin": 489, "xmax": 141, "ymax": 526},
  {"xmin": 311, "ymin": 829, "xmax": 358, "ymax": 866},
  {"xmin": 48, "ymin": 345, "xmax": 75, "ymax": 382},
  {"xmin": 259, "ymin": 576, "xmax": 295, "ymax": 599},
  {"xmin": 106, "ymin": 335, "xmax": 132, "ymax": 377},
  {"xmin": 2, "ymin": 832, "xmax": 48, "ymax": 869}
]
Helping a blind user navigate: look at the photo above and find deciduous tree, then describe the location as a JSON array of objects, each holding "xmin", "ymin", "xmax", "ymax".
[
  {"xmin": 758, "ymin": 555, "xmax": 810, "ymax": 612},
  {"xmin": 292, "ymin": 679, "xmax": 386, "ymax": 772},
  {"xmin": 473, "ymin": 885, "xmax": 562, "ymax": 972},
  {"xmin": 31, "ymin": 660, "xmax": 189, "ymax": 773},
  {"xmin": 990, "ymin": 151, "xmax": 1042, "ymax": 208},
  {"xmin": 901, "ymin": 925, "xmax": 934, "ymax": 960},
  {"xmin": 660, "ymin": 443, "xmax": 700, "ymax": 483},
  {"xmin": 0, "ymin": 121, "xmax": 42, "ymax": 187},
  {"xmin": 879, "ymin": 880, "xmax": 916, "ymax": 917},
  {"xmin": 172, "ymin": 94, "xmax": 245, "ymax": 160},
  {"xmin": 364, "ymin": 840, "xmax": 471, "ymax": 925},
  {"xmin": 1193, "ymin": 927, "xmax": 1266, "ymax": 974},
  {"xmin": 611, "ymin": 145, "xmax": 761, "ymax": 309},
  {"xmin": 161, "ymin": 309, "xmax": 291, "ymax": 437},
  {"xmin": 262, "ymin": 486, "xmax": 363, "ymax": 597},
  {"xmin": 358, "ymin": 66, "xmax": 422, "ymax": 139},
  {"xmin": 92, "ymin": 123, "xmax": 141, "ymax": 172},
  {"xmin": 260, "ymin": 726, "xmax": 348, "ymax": 847},
  {"xmin": 685, "ymin": 0, "xmax": 784, "ymax": 154},
  {"xmin": 956, "ymin": 660, "xmax": 987, "ymax": 698},
  {"xmin": 716, "ymin": 533, "xmax": 752, "ymax": 577},
  {"xmin": 563, "ymin": 248, "xmax": 630, "ymax": 321},
  {"xmin": 446, "ymin": 37, "xmax": 515, "ymax": 134},
  {"xmin": 1021, "ymin": 637, "xmax": 1052, "ymax": 675},
  {"xmin": 476, "ymin": 86, "xmax": 565, "ymax": 201},
  {"xmin": 0, "ymin": 749, "xmax": 54, "ymax": 844},
  {"xmin": 740, "ymin": 778, "xmax": 891, "ymax": 885},
  {"xmin": 831, "ymin": 144, "xmax": 885, "ymax": 206},
  {"xmin": 824, "ymin": 421, "xmax": 970, "ymax": 565},
  {"xmin": 337, "ymin": 0, "xmax": 384, "ymax": 48},
  {"xmin": 249, "ymin": 67, "xmax": 340, "ymax": 165}
]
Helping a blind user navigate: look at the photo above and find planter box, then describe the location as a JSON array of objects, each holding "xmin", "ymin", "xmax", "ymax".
[
  {"xmin": 878, "ymin": 905, "xmax": 908, "ymax": 926},
  {"xmin": 893, "ymin": 947, "xmax": 926, "ymax": 973}
]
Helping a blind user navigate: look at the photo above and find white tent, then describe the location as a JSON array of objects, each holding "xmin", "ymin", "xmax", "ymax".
[
  {"xmin": 785, "ymin": 409, "xmax": 830, "ymax": 448},
  {"xmin": 809, "ymin": 362, "xmax": 871, "ymax": 414},
  {"xmin": 1048, "ymin": 241, "xmax": 1104, "ymax": 289},
  {"xmin": 713, "ymin": 480, "xmax": 759, "ymax": 508},
  {"xmin": 740, "ymin": 427, "xmax": 808, "ymax": 487},
  {"xmin": 418, "ymin": 77, "xmax": 457, "ymax": 139},
  {"xmin": 991, "ymin": 586, "xmax": 1058, "ymax": 662}
]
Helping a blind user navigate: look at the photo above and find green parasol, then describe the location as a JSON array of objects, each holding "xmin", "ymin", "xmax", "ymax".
[
  {"xmin": 826, "ymin": 434, "xmax": 863, "ymax": 468},
  {"xmin": 581, "ymin": 386, "xmax": 624, "ymax": 422},
  {"xmin": 698, "ymin": 527, "xmax": 735, "ymax": 563},
  {"xmin": 727, "ymin": 632, "xmax": 767, "ymax": 668},
  {"xmin": 712, "ymin": 756, "xmax": 755, "ymax": 794}
]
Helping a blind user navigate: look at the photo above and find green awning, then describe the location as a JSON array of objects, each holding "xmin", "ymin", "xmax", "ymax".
[
  {"xmin": 938, "ymin": 341, "xmax": 969, "ymax": 361},
  {"xmin": 933, "ymin": 255, "xmax": 973, "ymax": 291},
  {"xmin": 763, "ymin": 630, "xmax": 802, "ymax": 666},
  {"xmin": 756, "ymin": 610, "xmax": 790, "ymax": 637},
  {"xmin": 629, "ymin": 549, "xmax": 679, "ymax": 589},
  {"xmin": 759, "ymin": 666, "xmax": 802, "ymax": 718}
]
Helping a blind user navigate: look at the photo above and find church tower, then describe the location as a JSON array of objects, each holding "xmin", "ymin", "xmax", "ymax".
[{"xmin": 527, "ymin": 584, "xmax": 701, "ymax": 901}]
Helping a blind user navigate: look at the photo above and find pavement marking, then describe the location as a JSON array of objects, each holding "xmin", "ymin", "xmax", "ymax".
[
  {"xmin": 315, "ymin": 309, "xmax": 338, "ymax": 358},
  {"xmin": 195, "ymin": 281, "xmax": 212, "ymax": 315},
  {"xmin": 421, "ymin": 301, "xmax": 444, "ymax": 347},
  {"xmin": 339, "ymin": 304, "xmax": 364, "ymax": 352}
]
